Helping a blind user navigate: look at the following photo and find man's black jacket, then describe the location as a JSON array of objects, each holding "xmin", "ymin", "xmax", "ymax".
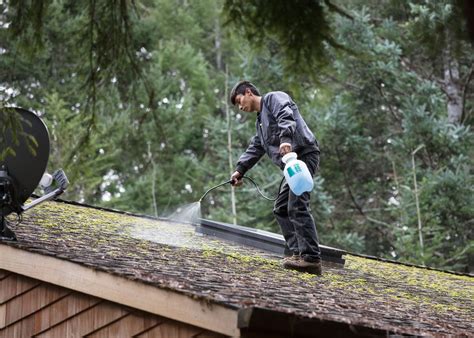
[{"xmin": 236, "ymin": 91, "xmax": 320, "ymax": 175}]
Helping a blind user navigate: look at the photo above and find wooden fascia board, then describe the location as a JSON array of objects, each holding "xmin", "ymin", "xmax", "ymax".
[{"xmin": 0, "ymin": 244, "xmax": 240, "ymax": 337}]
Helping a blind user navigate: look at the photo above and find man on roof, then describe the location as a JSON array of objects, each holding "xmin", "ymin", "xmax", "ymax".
[{"xmin": 229, "ymin": 80, "xmax": 322, "ymax": 275}]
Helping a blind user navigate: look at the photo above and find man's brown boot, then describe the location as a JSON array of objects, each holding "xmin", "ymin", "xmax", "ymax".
[
  {"xmin": 282, "ymin": 254, "xmax": 301, "ymax": 269},
  {"xmin": 284, "ymin": 258, "xmax": 322, "ymax": 275}
]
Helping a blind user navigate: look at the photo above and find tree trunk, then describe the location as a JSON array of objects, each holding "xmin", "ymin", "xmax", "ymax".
[
  {"xmin": 443, "ymin": 42, "xmax": 463, "ymax": 124},
  {"xmin": 214, "ymin": 15, "xmax": 222, "ymax": 71},
  {"xmin": 225, "ymin": 67, "xmax": 237, "ymax": 225}
]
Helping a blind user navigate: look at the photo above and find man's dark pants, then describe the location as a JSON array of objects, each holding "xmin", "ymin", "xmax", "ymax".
[{"xmin": 273, "ymin": 152, "xmax": 321, "ymax": 262}]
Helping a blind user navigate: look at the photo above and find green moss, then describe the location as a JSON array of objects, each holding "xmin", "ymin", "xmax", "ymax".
[
  {"xmin": 199, "ymin": 245, "xmax": 278, "ymax": 272},
  {"xmin": 201, "ymin": 244, "xmax": 223, "ymax": 258},
  {"xmin": 296, "ymin": 271, "xmax": 318, "ymax": 281},
  {"xmin": 346, "ymin": 255, "xmax": 473, "ymax": 297},
  {"xmin": 343, "ymin": 255, "xmax": 473, "ymax": 315}
]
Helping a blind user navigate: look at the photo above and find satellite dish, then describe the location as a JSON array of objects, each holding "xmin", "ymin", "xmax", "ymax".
[
  {"xmin": 0, "ymin": 107, "xmax": 69, "ymax": 240},
  {"xmin": 1, "ymin": 107, "xmax": 50, "ymax": 214}
]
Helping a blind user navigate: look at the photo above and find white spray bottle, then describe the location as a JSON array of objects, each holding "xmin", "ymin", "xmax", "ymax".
[{"xmin": 282, "ymin": 152, "xmax": 314, "ymax": 196}]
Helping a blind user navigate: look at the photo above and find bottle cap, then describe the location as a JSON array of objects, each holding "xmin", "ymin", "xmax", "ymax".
[{"xmin": 282, "ymin": 152, "xmax": 297, "ymax": 164}]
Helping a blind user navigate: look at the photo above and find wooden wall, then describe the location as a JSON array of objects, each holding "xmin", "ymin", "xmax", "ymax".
[{"xmin": 0, "ymin": 270, "xmax": 226, "ymax": 338}]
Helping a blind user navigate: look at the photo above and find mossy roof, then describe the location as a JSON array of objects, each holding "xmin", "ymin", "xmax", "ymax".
[{"xmin": 4, "ymin": 199, "xmax": 474, "ymax": 336}]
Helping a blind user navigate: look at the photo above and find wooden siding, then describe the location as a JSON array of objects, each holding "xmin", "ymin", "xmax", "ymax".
[{"xmin": 0, "ymin": 270, "xmax": 226, "ymax": 338}]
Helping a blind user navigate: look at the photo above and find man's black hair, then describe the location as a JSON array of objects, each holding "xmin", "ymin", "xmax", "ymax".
[{"xmin": 230, "ymin": 81, "xmax": 260, "ymax": 105}]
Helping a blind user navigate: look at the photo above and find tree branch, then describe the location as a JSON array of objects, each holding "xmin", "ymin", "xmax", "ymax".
[
  {"xmin": 320, "ymin": 73, "xmax": 363, "ymax": 91},
  {"xmin": 324, "ymin": 0, "xmax": 354, "ymax": 20},
  {"xmin": 400, "ymin": 57, "xmax": 447, "ymax": 94},
  {"xmin": 375, "ymin": 81, "xmax": 402, "ymax": 123},
  {"xmin": 366, "ymin": 216, "xmax": 393, "ymax": 227}
]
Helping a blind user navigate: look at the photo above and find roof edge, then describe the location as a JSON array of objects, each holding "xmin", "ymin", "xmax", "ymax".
[{"xmin": 0, "ymin": 244, "xmax": 240, "ymax": 337}]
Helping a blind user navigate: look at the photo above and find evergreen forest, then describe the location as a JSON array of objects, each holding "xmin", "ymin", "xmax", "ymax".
[{"xmin": 1, "ymin": 0, "xmax": 473, "ymax": 273}]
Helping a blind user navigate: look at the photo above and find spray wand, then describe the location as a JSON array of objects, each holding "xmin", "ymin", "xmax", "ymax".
[{"xmin": 198, "ymin": 176, "xmax": 283, "ymax": 203}]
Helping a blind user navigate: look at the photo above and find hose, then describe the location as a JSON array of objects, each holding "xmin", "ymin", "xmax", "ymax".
[
  {"xmin": 198, "ymin": 176, "xmax": 285, "ymax": 203},
  {"xmin": 198, "ymin": 180, "xmax": 233, "ymax": 203}
]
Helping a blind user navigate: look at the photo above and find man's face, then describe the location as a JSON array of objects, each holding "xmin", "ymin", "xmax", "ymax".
[{"xmin": 235, "ymin": 90, "xmax": 253, "ymax": 112}]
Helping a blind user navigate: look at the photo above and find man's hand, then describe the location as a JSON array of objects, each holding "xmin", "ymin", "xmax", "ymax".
[
  {"xmin": 230, "ymin": 171, "xmax": 243, "ymax": 186},
  {"xmin": 279, "ymin": 143, "xmax": 292, "ymax": 156}
]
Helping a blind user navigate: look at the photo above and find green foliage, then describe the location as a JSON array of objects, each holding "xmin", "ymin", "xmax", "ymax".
[
  {"xmin": 0, "ymin": 107, "xmax": 39, "ymax": 161},
  {"xmin": 223, "ymin": 0, "xmax": 347, "ymax": 76},
  {"xmin": 301, "ymin": 0, "xmax": 473, "ymax": 271},
  {"xmin": 41, "ymin": 93, "xmax": 122, "ymax": 200},
  {"xmin": 1, "ymin": 0, "xmax": 473, "ymax": 272},
  {"xmin": 419, "ymin": 167, "xmax": 474, "ymax": 270}
]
